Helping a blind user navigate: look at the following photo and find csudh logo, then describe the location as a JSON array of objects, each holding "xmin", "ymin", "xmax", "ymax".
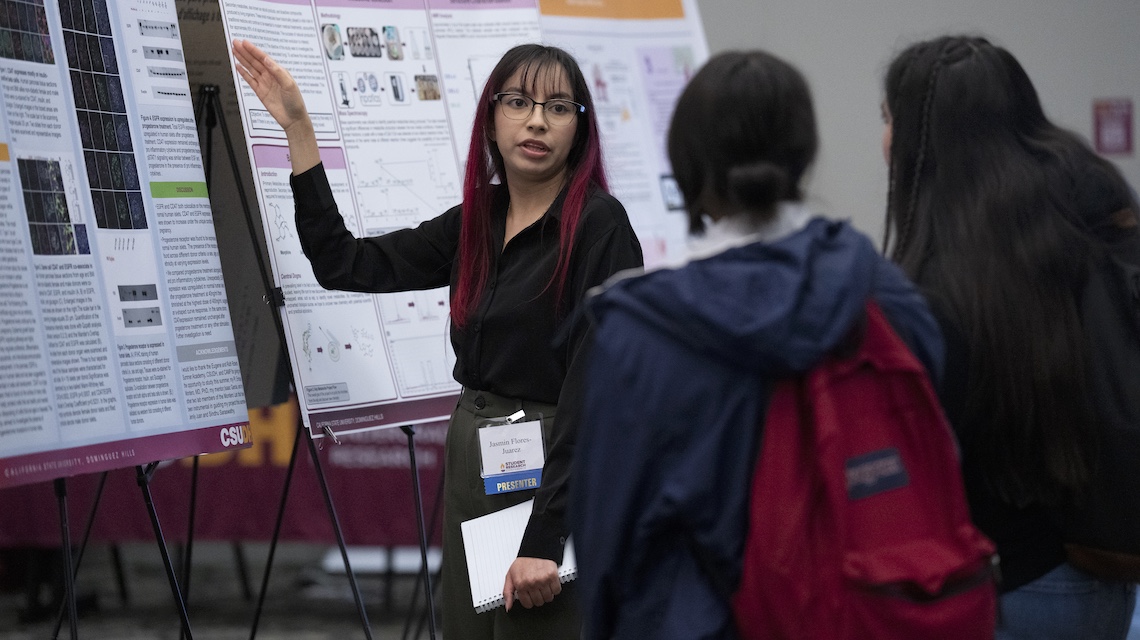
[
  {"xmin": 845, "ymin": 447, "xmax": 908, "ymax": 500},
  {"xmin": 220, "ymin": 424, "xmax": 252, "ymax": 447}
]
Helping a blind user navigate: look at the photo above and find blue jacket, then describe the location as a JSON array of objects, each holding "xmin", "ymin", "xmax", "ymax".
[{"xmin": 571, "ymin": 218, "xmax": 943, "ymax": 640}]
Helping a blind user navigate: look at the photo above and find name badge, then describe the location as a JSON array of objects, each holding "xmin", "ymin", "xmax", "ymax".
[{"xmin": 478, "ymin": 415, "xmax": 544, "ymax": 495}]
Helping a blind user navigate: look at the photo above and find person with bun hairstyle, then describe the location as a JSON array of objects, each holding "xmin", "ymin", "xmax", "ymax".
[
  {"xmin": 569, "ymin": 50, "xmax": 944, "ymax": 639},
  {"xmin": 881, "ymin": 35, "xmax": 1138, "ymax": 639},
  {"xmin": 232, "ymin": 39, "xmax": 643, "ymax": 639}
]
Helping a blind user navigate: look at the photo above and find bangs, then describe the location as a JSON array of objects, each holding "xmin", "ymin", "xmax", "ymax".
[{"xmin": 507, "ymin": 58, "xmax": 573, "ymax": 100}]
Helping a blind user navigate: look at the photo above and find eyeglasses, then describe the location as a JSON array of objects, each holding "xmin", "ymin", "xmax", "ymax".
[{"xmin": 493, "ymin": 92, "xmax": 585, "ymax": 126}]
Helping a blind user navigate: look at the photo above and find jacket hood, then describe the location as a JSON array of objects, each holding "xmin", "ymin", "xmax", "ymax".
[{"xmin": 590, "ymin": 218, "xmax": 881, "ymax": 376}]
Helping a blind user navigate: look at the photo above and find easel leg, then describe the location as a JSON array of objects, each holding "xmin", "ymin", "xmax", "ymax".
[
  {"xmin": 180, "ymin": 456, "xmax": 200, "ymax": 640},
  {"xmin": 248, "ymin": 419, "xmax": 302, "ymax": 640},
  {"xmin": 52, "ymin": 471, "xmax": 110, "ymax": 640},
  {"xmin": 305, "ymin": 429, "xmax": 375, "ymax": 640},
  {"xmin": 233, "ymin": 542, "xmax": 253, "ymax": 601},
  {"xmin": 110, "ymin": 545, "xmax": 130, "ymax": 606},
  {"xmin": 53, "ymin": 478, "xmax": 78, "ymax": 640},
  {"xmin": 136, "ymin": 463, "xmax": 194, "ymax": 639},
  {"xmin": 401, "ymin": 425, "xmax": 438, "ymax": 640},
  {"xmin": 402, "ymin": 467, "xmax": 444, "ymax": 640}
]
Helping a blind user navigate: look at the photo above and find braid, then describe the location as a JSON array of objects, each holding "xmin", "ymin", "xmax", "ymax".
[
  {"xmin": 895, "ymin": 54, "xmax": 944, "ymax": 266},
  {"xmin": 881, "ymin": 164, "xmax": 896, "ymax": 254}
]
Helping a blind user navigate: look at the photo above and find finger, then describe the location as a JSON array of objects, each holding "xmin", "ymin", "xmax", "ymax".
[
  {"xmin": 502, "ymin": 576, "xmax": 514, "ymax": 612},
  {"xmin": 539, "ymin": 584, "xmax": 555, "ymax": 603},
  {"xmin": 231, "ymin": 40, "xmax": 258, "ymax": 70},
  {"xmin": 232, "ymin": 53, "xmax": 260, "ymax": 84},
  {"xmin": 518, "ymin": 590, "xmax": 535, "ymax": 609},
  {"xmin": 235, "ymin": 42, "xmax": 271, "ymax": 77},
  {"xmin": 234, "ymin": 62, "xmax": 255, "ymax": 87}
]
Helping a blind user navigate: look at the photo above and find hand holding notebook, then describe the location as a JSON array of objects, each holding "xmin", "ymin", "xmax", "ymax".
[{"xmin": 460, "ymin": 499, "xmax": 578, "ymax": 613}]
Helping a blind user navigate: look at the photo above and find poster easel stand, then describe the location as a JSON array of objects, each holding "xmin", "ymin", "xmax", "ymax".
[
  {"xmin": 401, "ymin": 476, "xmax": 444, "ymax": 640},
  {"xmin": 194, "ymin": 82, "xmax": 437, "ymax": 640},
  {"xmin": 399, "ymin": 424, "xmax": 438, "ymax": 638},
  {"xmin": 50, "ymin": 471, "xmax": 110, "ymax": 640},
  {"xmin": 193, "ymin": 82, "xmax": 370, "ymax": 639},
  {"xmin": 178, "ymin": 455, "xmax": 200, "ymax": 640},
  {"xmin": 52, "ymin": 478, "xmax": 78, "ymax": 640},
  {"xmin": 136, "ymin": 462, "xmax": 195, "ymax": 639}
]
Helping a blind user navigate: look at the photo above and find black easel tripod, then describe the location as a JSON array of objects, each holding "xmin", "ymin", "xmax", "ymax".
[
  {"xmin": 47, "ymin": 465, "xmax": 195, "ymax": 640},
  {"xmin": 193, "ymin": 82, "xmax": 438, "ymax": 640}
]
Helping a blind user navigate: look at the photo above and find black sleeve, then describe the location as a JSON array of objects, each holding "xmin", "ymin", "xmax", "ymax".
[
  {"xmin": 516, "ymin": 197, "xmax": 644, "ymax": 562},
  {"xmin": 291, "ymin": 163, "xmax": 460, "ymax": 293}
]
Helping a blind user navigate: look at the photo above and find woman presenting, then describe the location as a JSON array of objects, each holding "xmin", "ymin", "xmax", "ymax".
[{"xmin": 232, "ymin": 39, "xmax": 643, "ymax": 639}]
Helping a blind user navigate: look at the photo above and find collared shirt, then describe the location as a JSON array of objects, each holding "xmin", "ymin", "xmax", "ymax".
[
  {"xmin": 291, "ymin": 164, "xmax": 644, "ymax": 560},
  {"xmin": 291, "ymin": 163, "xmax": 643, "ymax": 405},
  {"xmin": 685, "ymin": 201, "xmax": 814, "ymax": 263}
]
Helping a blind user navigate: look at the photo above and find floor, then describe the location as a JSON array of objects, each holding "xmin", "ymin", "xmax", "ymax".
[
  {"xmin": 0, "ymin": 541, "xmax": 439, "ymax": 640},
  {"xmin": 1, "ymin": 542, "xmax": 1138, "ymax": 639}
]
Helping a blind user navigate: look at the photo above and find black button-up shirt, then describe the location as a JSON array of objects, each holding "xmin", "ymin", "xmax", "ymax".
[{"xmin": 291, "ymin": 163, "xmax": 643, "ymax": 558}]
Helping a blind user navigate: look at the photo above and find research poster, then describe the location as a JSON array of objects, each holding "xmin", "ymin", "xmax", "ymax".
[
  {"xmin": 0, "ymin": 0, "xmax": 249, "ymax": 489},
  {"xmin": 218, "ymin": 0, "xmax": 707, "ymax": 437}
]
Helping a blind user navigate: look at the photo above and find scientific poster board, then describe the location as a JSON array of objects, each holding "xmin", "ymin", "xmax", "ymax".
[
  {"xmin": 0, "ymin": 0, "xmax": 249, "ymax": 489},
  {"xmin": 217, "ymin": 0, "xmax": 707, "ymax": 437}
]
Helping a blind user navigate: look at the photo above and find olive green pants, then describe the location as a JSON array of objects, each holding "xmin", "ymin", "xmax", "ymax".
[{"xmin": 440, "ymin": 388, "xmax": 581, "ymax": 640}]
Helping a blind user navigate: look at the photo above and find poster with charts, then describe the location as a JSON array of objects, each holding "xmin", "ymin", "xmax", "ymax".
[
  {"xmin": 217, "ymin": 0, "xmax": 707, "ymax": 437},
  {"xmin": 0, "ymin": 0, "xmax": 249, "ymax": 490}
]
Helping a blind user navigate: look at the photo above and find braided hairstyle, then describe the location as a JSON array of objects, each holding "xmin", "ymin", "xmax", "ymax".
[{"xmin": 882, "ymin": 35, "xmax": 1109, "ymax": 506}]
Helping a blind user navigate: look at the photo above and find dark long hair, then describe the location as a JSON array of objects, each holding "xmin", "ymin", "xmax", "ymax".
[
  {"xmin": 667, "ymin": 50, "xmax": 817, "ymax": 233},
  {"xmin": 882, "ymin": 35, "xmax": 1135, "ymax": 505},
  {"xmin": 451, "ymin": 44, "xmax": 607, "ymax": 327}
]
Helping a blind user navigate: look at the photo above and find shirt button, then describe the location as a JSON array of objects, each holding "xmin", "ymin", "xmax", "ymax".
[
  {"xmin": 474, "ymin": 323, "xmax": 481, "ymax": 333},
  {"xmin": 474, "ymin": 395, "xmax": 486, "ymax": 410}
]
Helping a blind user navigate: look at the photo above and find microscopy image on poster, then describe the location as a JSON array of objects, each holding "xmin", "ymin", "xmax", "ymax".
[{"xmin": 0, "ymin": 0, "xmax": 56, "ymax": 65}]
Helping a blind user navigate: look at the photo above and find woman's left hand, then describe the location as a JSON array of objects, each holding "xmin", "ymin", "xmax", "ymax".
[{"xmin": 502, "ymin": 556, "xmax": 561, "ymax": 611}]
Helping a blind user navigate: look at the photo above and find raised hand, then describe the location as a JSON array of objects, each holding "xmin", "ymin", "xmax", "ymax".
[
  {"xmin": 231, "ymin": 39, "xmax": 310, "ymax": 135},
  {"xmin": 231, "ymin": 38, "xmax": 319, "ymax": 173}
]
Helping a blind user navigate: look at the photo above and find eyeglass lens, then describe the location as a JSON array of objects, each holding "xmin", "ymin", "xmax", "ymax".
[{"xmin": 497, "ymin": 93, "xmax": 579, "ymax": 125}]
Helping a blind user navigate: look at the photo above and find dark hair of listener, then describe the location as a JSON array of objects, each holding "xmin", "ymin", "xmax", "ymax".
[
  {"xmin": 451, "ymin": 44, "xmax": 607, "ymax": 327},
  {"xmin": 667, "ymin": 50, "xmax": 818, "ymax": 234},
  {"xmin": 883, "ymin": 35, "xmax": 1137, "ymax": 505}
]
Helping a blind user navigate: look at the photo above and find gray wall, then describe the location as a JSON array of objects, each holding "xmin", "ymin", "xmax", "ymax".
[{"xmin": 696, "ymin": 0, "xmax": 1140, "ymax": 239}]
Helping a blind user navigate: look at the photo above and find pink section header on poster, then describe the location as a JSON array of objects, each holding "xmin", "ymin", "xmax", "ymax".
[
  {"xmin": 252, "ymin": 144, "xmax": 292, "ymax": 169},
  {"xmin": 427, "ymin": 0, "xmax": 536, "ymax": 10},
  {"xmin": 252, "ymin": 146, "xmax": 347, "ymax": 171},
  {"xmin": 0, "ymin": 423, "xmax": 251, "ymax": 490},
  {"xmin": 316, "ymin": 0, "xmax": 425, "ymax": 9},
  {"xmin": 318, "ymin": 146, "xmax": 348, "ymax": 170}
]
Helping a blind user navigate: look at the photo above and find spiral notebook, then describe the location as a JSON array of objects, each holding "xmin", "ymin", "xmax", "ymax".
[{"xmin": 460, "ymin": 498, "xmax": 578, "ymax": 613}]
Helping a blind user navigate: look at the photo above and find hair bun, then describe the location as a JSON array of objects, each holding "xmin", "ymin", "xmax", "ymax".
[{"xmin": 727, "ymin": 162, "xmax": 788, "ymax": 212}]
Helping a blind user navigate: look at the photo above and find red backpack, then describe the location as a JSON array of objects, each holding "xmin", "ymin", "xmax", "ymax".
[{"xmin": 731, "ymin": 301, "xmax": 998, "ymax": 639}]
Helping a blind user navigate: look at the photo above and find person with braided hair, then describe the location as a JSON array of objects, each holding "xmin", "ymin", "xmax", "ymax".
[{"xmin": 882, "ymin": 35, "xmax": 1139, "ymax": 639}]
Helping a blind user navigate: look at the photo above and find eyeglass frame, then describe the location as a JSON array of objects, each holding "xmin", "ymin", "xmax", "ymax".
[{"xmin": 492, "ymin": 92, "xmax": 586, "ymax": 125}]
